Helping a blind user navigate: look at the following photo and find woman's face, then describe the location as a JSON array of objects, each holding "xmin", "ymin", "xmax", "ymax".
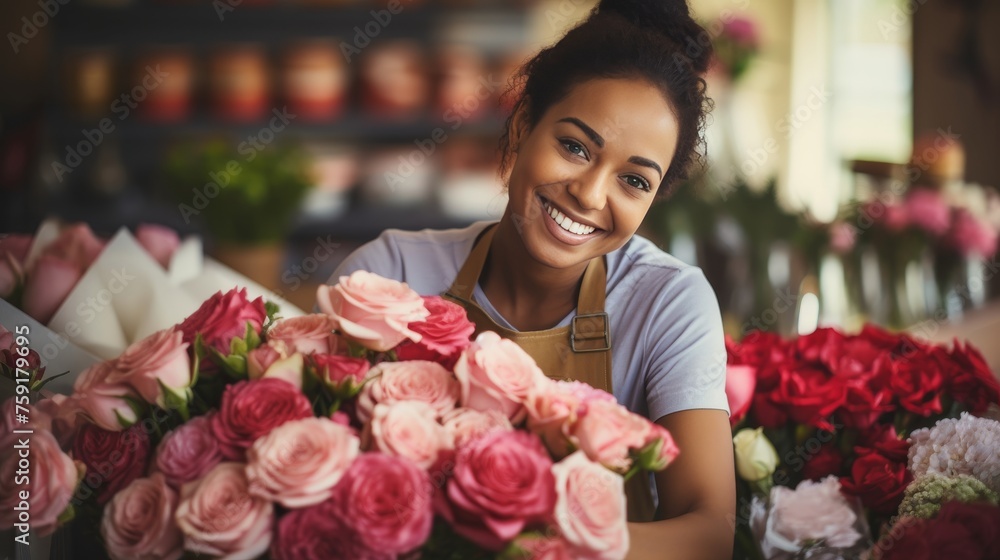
[{"xmin": 504, "ymin": 77, "xmax": 680, "ymax": 271}]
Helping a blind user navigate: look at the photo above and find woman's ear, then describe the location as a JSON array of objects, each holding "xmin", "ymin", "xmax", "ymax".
[{"xmin": 508, "ymin": 103, "xmax": 531, "ymax": 153}]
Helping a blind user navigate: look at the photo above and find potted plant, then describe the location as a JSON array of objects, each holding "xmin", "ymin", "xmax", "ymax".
[{"xmin": 164, "ymin": 140, "xmax": 313, "ymax": 290}]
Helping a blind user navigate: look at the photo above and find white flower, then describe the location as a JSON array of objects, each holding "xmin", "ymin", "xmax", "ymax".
[{"xmin": 908, "ymin": 412, "xmax": 1000, "ymax": 495}]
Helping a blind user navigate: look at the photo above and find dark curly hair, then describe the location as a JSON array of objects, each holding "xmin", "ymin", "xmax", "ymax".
[{"xmin": 498, "ymin": 0, "xmax": 714, "ymax": 198}]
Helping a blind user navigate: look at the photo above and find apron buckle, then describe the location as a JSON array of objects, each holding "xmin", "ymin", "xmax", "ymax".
[{"xmin": 570, "ymin": 312, "xmax": 611, "ymax": 353}]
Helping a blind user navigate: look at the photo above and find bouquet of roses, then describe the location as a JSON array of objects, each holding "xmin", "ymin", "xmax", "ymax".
[
  {"xmin": 724, "ymin": 325, "xmax": 1000, "ymax": 559},
  {"xmin": 0, "ymin": 271, "xmax": 679, "ymax": 560}
]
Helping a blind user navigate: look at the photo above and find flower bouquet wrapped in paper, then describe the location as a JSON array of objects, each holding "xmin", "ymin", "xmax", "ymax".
[{"xmin": 2, "ymin": 272, "xmax": 680, "ymax": 560}]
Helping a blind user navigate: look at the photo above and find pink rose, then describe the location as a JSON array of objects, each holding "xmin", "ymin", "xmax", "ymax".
[
  {"xmin": 758, "ymin": 476, "xmax": 862, "ymax": 554},
  {"xmin": 365, "ymin": 401, "xmax": 453, "ymax": 469},
  {"xmin": 435, "ymin": 430, "xmax": 556, "ymax": 551},
  {"xmin": 41, "ymin": 222, "xmax": 105, "ymax": 270},
  {"xmin": 317, "ymin": 270, "xmax": 429, "ymax": 352},
  {"xmin": 551, "ymin": 451, "xmax": 629, "ymax": 560},
  {"xmin": 175, "ymin": 462, "xmax": 274, "ymax": 559},
  {"xmin": 0, "ymin": 429, "xmax": 78, "ymax": 536},
  {"xmin": 73, "ymin": 422, "xmax": 151, "ymax": 506},
  {"xmin": 211, "ymin": 378, "xmax": 314, "ymax": 459},
  {"xmin": 904, "ymin": 188, "xmax": 951, "ymax": 236},
  {"xmin": 101, "ymin": 473, "xmax": 183, "ymax": 560},
  {"xmin": 726, "ymin": 364, "xmax": 757, "ymax": 426},
  {"xmin": 829, "ymin": 221, "xmax": 857, "ymax": 254},
  {"xmin": 246, "ymin": 341, "xmax": 304, "ymax": 389},
  {"xmin": 22, "ymin": 254, "xmax": 82, "ymax": 324},
  {"xmin": 0, "ymin": 324, "xmax": 12, "ymax": 351},
  {"xmin": 395, "ymin": 296, "xmax": 475, "ymax": 368},
  {"xmin": 0, "ymin": 251, "xmax": 21, "ymax": 299},
  {"xmin": 0, "ymin": 233, "xmax": 32, "ymax": 263},
  {"xmin": 177, "ymin": 288, "xmax": 267, "ymax": 354},
  {"xmin": 525, "ymin": 381, "xmax": 613, "ymax": 458},
  {"xmin": 309, "ymin": 352, "xmax": 370, "ymax": 394},
  {"xmin": 336, "ymin": 453, "xmax": 434, "ymax": 555},
  {"xmin": 154, "ymin": 415, "xmax": 224, "ymax": 489},
  {"xmin": 356, "ymin": 360, "xmax": 459, "ymax": 423},
  {"xmin": 110, "ymin": 328, "xmax": 192, "ymax": 408},
  {"xmin": 569, "ymin": 399, "xmax": 651, "ymax": 472},
  {"xmin": 136, "ymin": 224, "xmax": 180, "ymax": 269},
  {"xmin": 948, "ymin": 208, "xmax": 998, "ymax": 257},
  {"xmin": 272, "ymin": 500, "xmax": 389, "ymax": 560},
  {"xmin": 636, "ymin": 423, "xmax": 681, "ymax": 472},
  {"xmin": 878, "ymin": 203, "xmax": 909, "ymax": 232},
  {"xmin": 441, "ymin": 407, "xmax": 513, "ymax": 448},
  {"xmin": 454, "ymin": 331, "xmax": 548, "ymax": 422},
  {"xmin": 267, "ymin": 315, "xmax": 336, "ymax": 355},
  {"xmin": 246, "ymin": 417, "xmax": 360, "ymax": 508},
  {"xmin": 71, "ymin": 361, "xmax": 142, "ymax": 431}
]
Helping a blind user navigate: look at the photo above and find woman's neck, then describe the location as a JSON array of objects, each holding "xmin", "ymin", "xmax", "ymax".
[{"xmin": 479, "ymin": 218, "xmax": 590, "ymax": 331}]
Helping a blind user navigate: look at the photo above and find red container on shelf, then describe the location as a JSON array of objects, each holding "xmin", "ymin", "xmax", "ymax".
[
  {"xmin": 208, "ymin": 45, "xmax": 270, "ymax": 121},
  {"xmin": 360, "ymin": 41, "xmax": 429, "ymax": 118},
  {"xmin": 135, "ymin": 49, "xmax": 194, "ymax": 122},
  {"xmin": 282, "ymin": 40, "xmax": 348, "ymax": 120},
  {"xmin": 63, "ymin": 48, "xmax": 116, "ymax": 119}
]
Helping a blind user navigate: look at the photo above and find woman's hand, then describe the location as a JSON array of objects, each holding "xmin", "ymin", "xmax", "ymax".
[{"xmin": 626, "ymin": 409, "xmax": 736, "ymax": 560}]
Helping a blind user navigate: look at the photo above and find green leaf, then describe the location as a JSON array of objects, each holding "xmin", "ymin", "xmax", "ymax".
[
  {"xmin": 30, "ymin": 369, "xmax": 71, "ymax": 392},
  {"xmin": 244, "ymin": 322, "xmax": 261, "ymax": 352}
]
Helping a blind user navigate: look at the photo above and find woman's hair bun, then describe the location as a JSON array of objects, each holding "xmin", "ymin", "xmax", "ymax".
[{"xmin": 596, "ymin": 0, "xmax": 711, "ymax": 73}]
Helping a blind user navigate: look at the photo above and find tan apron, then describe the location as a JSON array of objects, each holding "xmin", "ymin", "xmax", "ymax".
[{"xmin": 442, "ymin": 224, "xmax": 656, "ymax": 522}]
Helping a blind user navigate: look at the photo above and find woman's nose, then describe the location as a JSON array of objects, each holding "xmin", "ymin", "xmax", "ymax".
[{"xmin": 567, "ymin": 171, "xmax": 610, "ymax": 211}]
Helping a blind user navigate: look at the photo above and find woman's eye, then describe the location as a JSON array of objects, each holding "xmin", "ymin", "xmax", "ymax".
[
  {"xmin": 623, "ymin": 175, "xmax": 651, "ymax": 191},
  {"xmin": 560, "ymin": 139, "xmax": 587, "ymax": 159}
]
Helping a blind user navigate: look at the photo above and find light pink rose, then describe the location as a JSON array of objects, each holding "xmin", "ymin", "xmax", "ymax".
[
  {"xmin": 441, "ymin": 407, "xmax": 513, "ymax": 447},
  {"xmin": 904, "ymin": 188, "xmax": 951, "ymax": 236},
  {"xmin": 0, "ymin": 233, "xmax": 32, "ymax": 263},
  {"xmin": 101, "ymin": 473, "xmax": 183, "ymax": 560},
  {"xmin": 246, "ymin": 341, "xmax": 304, "ymax": 389},
  {"xmin": 765, "ymin": 476, "xmax": 862, "ymax": 550},
  {"xmin": 454, "ymin": 331, "xmax": 548, "ymax": 423},
  {"xmin": 435, "ymin": 430, "xmax": 556, "ymax": 551},
  {"xmin": 551, "ymin": 451, "xmax": 629, "ymax": 560},
  {"xmin": 175, "ymin": 462, "xmax": 274, "ymax": 559},
  {"xmin": 726, "ymin": 364, "xmax": 757, "ymax": 426},
  {"xmin": 110, "ymin": 328, "xmax": 192, "ymax": 408},
  {"xmin": 356, "ymin": 360, "xmax": 459, "ymax": 423},
  {"xmin": 72, "ymin": 361, "xmax": 142, "ymax": 431},
  {"xmin": 366, "ymin": 401, "xmax": 453, "ymax": 469},
  {"xmin": 22, "ymin": 254, "xmax": 82, "ymax": 324},
  {"xmin": 154, "ymin": 414, "xmax": 224, "ymax": 489},
  {"xmin": 569, "ymin": 400, "xmax": 651, "ymax": 472},
  {"xmin": 525, "ymin": 381, "xmax": 601, "ymax": 458},
  {"xmin": 336, "ymin": 453, "xmax": 434, "ymax": 555},
  {"xmin": 136, "ymin": 224, "xmax": 180, "ymax": 269},
  {"xmin": 637, "ymin": 423, "xmax": 681, "ymax": 472},
  {"xmin": 267, "ymin": 315, "xmax": 336, "ymax": 355},
  {"xmin": 0, "ymin": 429, "xmax": 78, "ymax": 536},
  {"xmin": 317, "ymin": 270, "xmax": 429, "ymax": 352},
  {"xmin": 246, "ymin": 417, "xmax": 360, "ymax": 509}
]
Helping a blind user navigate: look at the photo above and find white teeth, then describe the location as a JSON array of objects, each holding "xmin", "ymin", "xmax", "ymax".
[{"xmin": 544, "ymin": 202, "xmax": 596, "ymax": 235}]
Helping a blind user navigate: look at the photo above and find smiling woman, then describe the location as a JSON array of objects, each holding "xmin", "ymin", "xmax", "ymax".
[{"xmin": 326, "ymin": 1, "xmax": 735, "ymax": 558}]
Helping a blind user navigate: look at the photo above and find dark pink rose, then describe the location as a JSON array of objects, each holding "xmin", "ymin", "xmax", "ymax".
[
  {"xmin": 317, "ymin": 271, "xmax": 429, "ymax": 352},
  {"xmin": 153, "ymin": 414, "xmax": 224, "ymax": 489},
  {"xmin": 310, "ymin": 352, "xmax": 370, "ymax": 394},
  {"xmin": 211, "ymin": 378, "xmax": 314, "ymax": 459},
  {"xmin": 948, "ymin": 208, "xmax": 998, "ymax": 257},
  {"xmin": 904, "ymin": 188, "xmax": 951, "ymax": 236},
  {"xmin": 395, "ymin": 296, "xmax": 475, "ymax": 368},
  {"xmin": 272, "ymin": 500, "xmax": 391, "ymax": 560},
  {"xmin": 336, "ymin": 453, "xmax": 434, "ymax": 555},
  {"xmin": 175, "ymin": 462, "xmax": 274, "ymax": 559},
  {"xmin": 725, "ymin": 364, "xmax": 756, "ymax": 426},
  {"xmin": 100, "ymin": 473, "xmax": 183, "ymax": 560},
  {"xmin": 73, "ymin": 423, "xmax": 151, "ymax": 505},
  {"xmin": 136, "ymin": 224, "xmax": 180, "ymax": 269},
  {"xmin": 435, "ymin": 430, "xmax": 556, "ymax": 551},
  {"xmin": 0, "ymin": 429, "xmax": 78, "ymax": 536},
  {"xmin": 177, "ymin": 288, "xmax": 267, "ymax": 354}
]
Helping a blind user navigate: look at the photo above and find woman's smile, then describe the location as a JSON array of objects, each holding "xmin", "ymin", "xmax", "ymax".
[{"xmin": 538, "ymin": 194, "xmax": 603, "ymax": 246}]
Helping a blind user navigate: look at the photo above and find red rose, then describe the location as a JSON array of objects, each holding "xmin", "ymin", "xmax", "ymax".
[
  {"xmin": 802, "ymin": 444, "xmax": 844, "ymax": 481},
  {"xmin": 856, "ymin": 425, "xmax": 909, "ymax": 463},
  {"xmin": 728, "ymin": 331, "xmax": 790, "ymax": 369},
  {"xmin": 395, "ymin": 296, "xmax": 475, "ymax": 369},
  {"xmin": 751, "ymin": 390, "xmax": 788, "ymax": 428},
  {"xmin": 772, "ymin": 365, "xmax": 846, "ymax": 431},
  {"xmin": 887, "ymin": 350, "xmax": 943, "ymax": 417},
  {"xmin": 944, "ymin": 341, "xmax": 1000, "ymax": 414},
  {"xmin": 859, "ymin": 324, "xmax": 929, "ymax": 357},
  {"xmin": 835, "ymin": 365, "xmax": 895, "ymax": 430},
  {"xmin": 794, "ymin": 327, "xmax": 845, "ymax": 364},
  {"xmin": 73, "ymin": 423, "xmax": 151, "ymax": 505},
  {"xmin": 840, "ymin": 451, "xmax": 912, "ymax": 515},
  {"xmin": 210, "ymin": 378, "xmax": 314, "ymax": 459},
  {"xmin": 177, "ymin": 288, "xmax": 267, "ymax": 353}
]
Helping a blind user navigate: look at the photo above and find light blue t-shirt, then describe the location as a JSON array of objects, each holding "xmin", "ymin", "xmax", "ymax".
[{"xmin": 327, "ymin": 221, "xmax": 729, "ymax": 421}]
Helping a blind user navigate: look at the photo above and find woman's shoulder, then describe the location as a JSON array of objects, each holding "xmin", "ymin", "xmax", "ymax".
[{"xmin": 607, "ymin": 232, "xmax": 712, "ymax": 296}]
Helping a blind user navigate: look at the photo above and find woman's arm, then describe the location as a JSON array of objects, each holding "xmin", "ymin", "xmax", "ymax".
[{"xmin": 626, "ymin": 409, "xmax": 736, "ymax": 560}]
